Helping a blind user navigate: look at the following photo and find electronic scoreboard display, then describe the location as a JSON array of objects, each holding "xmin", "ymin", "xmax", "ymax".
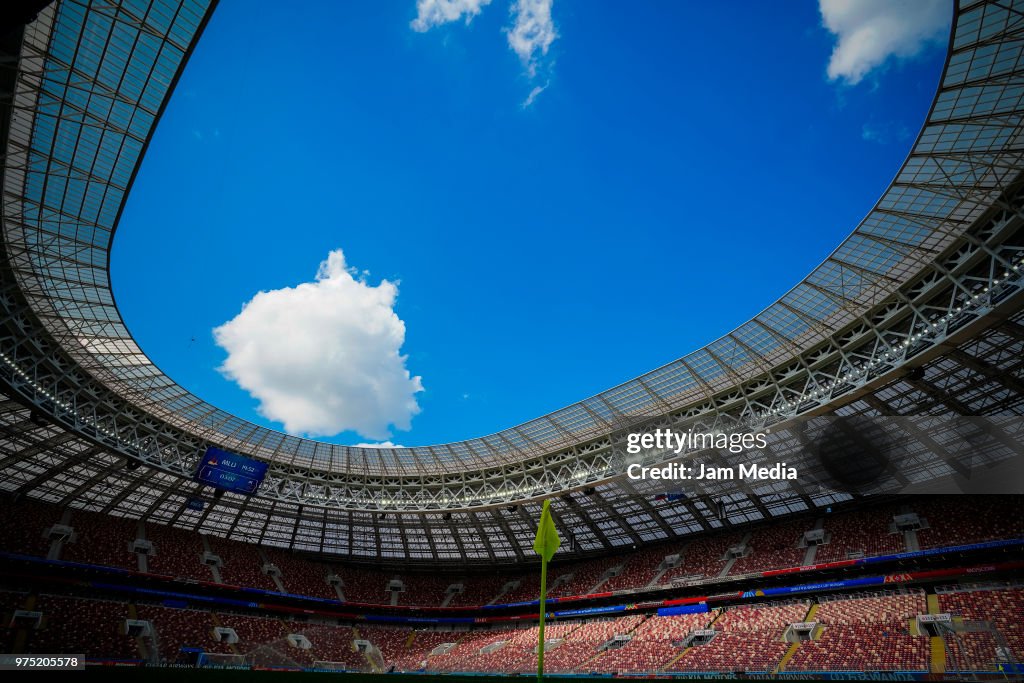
[{"xmin": 194, "ymin": 446, "xmax": 269, "ymax": 495}]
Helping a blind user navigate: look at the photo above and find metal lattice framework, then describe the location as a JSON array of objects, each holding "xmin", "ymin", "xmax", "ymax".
[{"xmin": 0, "ymin": 0, "xmax": 1022, "ymax": 563}]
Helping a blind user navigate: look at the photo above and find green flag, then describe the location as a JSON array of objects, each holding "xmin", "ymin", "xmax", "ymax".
[
  {"xmin": 533, "ymin": 499, "xmax": 561, "ymax": 561},
  {"xmin": 534, "ymin": 499, "xmax": 560, "ymax": 680}
]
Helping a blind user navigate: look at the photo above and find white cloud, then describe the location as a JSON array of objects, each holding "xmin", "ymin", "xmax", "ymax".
[
  {"xmin": 521, "ymin": 82, "xmax": 548, "ymax": 108},
  {"xmin": 506, "ymin": 0, "xmax": 557, "ymax": 78},
  {"xmin": 819, "ymin": 0, "xmax": 949, "ymax": 85},
  {"xmin": 411, "ymin": 0, "xmax": 557, "ymax": 103},
  {"xmin": 411, "ymin": 0, "xmax": 492, "ymax": 32},
  {"xmin": 354, "ymin": 441, "xmax": 406, "ymax": 449},
  {"xmin": 213, "ymin": 249, "xmax": 423, "ymax": 440}
]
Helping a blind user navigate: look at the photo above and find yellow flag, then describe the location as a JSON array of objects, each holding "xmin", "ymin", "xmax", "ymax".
[{"xmin": 533, "ymin": 499, "xmax": 561, "ymax": 562}]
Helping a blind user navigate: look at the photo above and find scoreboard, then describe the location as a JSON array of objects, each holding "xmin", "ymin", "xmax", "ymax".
[{"xmin": 194, "ymin": 446, "xmax": 268, "ymax": 495}]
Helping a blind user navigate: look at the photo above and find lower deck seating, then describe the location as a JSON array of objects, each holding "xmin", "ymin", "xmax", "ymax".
[
  {"xmin": 427, "ymin": 630, "xmax": 513, "ymax": 672},
  {"xmin": 136, "ymin": 604, "xmax": 214, "ymax": 663},
  {"xmin": 391, "ymin": 630, "xmax": 453, "ymax": 670},
  {"xmin": 294, "ymin": 624, "xmax": 364, "ymax": 669},
  {"xmin": 669, "ymin": 603, "xmax": 808, "ymax": 673},
  {"xmin": 215, "ymin": 612, "xmax": 286, "ymax": 656},
  {"xmin": 670, "ymin": 631, "xmax": 791, "ymax": 672},
  {"xmin": 942, "ymin": 631, "xmax": 1002, "ymax": 672},
  {"xmin": 938, "ymin": 587, "xmax": 1024, "ymax": 664},
  {"xmin": 785, "ymin": 623, "xmax": 928, "ymax": 672},
  {"xmin": 30, "ymin": 595, "xmax": 138, "ymax": 660},
  {"xmin": 2, "ymin": 588, "xmax": 1013, "ymax": 675},
  {"xmin": 785, "ymin": 591, "xmax": 929, "ymax": 672}
]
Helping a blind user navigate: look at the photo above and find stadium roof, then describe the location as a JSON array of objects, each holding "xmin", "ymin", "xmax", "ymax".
[{"xmin": 0, "ymin": 0, "xmax": 1022, "ymax": 563}]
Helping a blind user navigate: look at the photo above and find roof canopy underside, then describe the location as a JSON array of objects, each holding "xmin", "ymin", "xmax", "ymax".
[{"xmin": 0, "ymin": 0, "xmax": 1023, "ymax": 562}]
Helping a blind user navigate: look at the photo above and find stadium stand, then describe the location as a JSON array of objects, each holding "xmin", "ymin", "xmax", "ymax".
[
  {"xmin": 658, "ymin": 532, "xmax": 745, "ymax": 584},
  {"xmin": 491, "ymin": 578, "xmax": 533, "ymax": 605},
  {"xmin": 300, "ymin": 624, "xmax": 366, "ymax": 670},
  {"xmin": 59, "ymin": 510, "xmax": 138, "ymax": 570},
  {"xmin": 330, "ymin": 565, "xmax": 391, "ymax": 604},
  {"xmin": 815, "ymin": 506, "xmax": 905, "ymax": 564},
  {"xmin": 539, "ymin": 616, "xmax": 646, "ymax": 674},
  {"xmin": 1, "ymin": 496, "xmax": 1023, "ymax": 608},
  {"xmin": 916, "ymin": 498, "xmax": 1024, "ymax": 550},
  {"xmin": 938, "ymin": 586, "xmax": 1024, "ymax": 663},
  {"xmin": 532, "ymin": 633, "xmax": 604, "ymax": 673},
  {"xmin": 136, "ymin": 604, "xmax": 215, "ymax": 664},
  {"xmin": 208, "ymin": 537, "xmax": 278, "ymax": 591},
  {"xmin": 713, "ymin": 601, "xmax": 811, "ymax": 632},
  {"xmin": 785, "ymin": 591, "xmax": 929, "ymax": 672},
  {"xmin": 672, "ymin": 630, "xmax": 791, "ymax": 673},
  {"xmin": 804, "ymin": 591, "xmax": 927, "ymax": 627},
  {"xmin": 427, "ymin": 629, "xmax": 514, "ymax": 672},
  {"xmin": 1, "ymin": 583, "xmax": 1020, "ymax": 675},
  {"xmin": 600, "ymin": 546, "xmax": 668, "ymax": 592},
  {"xmin": 786, "ymin": 623, "xmax": 928, "ymax": 672},
  {"xmin": 0, "ymin": 590, "xmax": 27, "ymax": 653},
  {"xmin": 670, "ymin": 602, "xmax": 810, "ymax": 673},
  {"xmin": 263, "ymin": 549, "xmax": 336, "ymax": 599},
  {"xmin": 729, "ymin": 519, "xmax": 813, "ymax": 575},
  {"xmin": 395, "ymin": 573, "xmax": 453, "ymax": 606},
  {"xmin": 282, "ymin": 622, "xmax": 366, "ymax": 671},
  {"xmin": 0, "ymin": 498, "xmax": 61, "ymax": 559},
  {"xmin": 0, "ymin": 1, "xmax": 1022, "ymax": 679},
  {"xmin": 942, "ymin": 630, "xmax": 1003, "ymax": 673},
  {"xmin": 590, "ymin": 612, "xmax": 713, "ymax": 674},
  {"xmin": 391, "ymin": 630, "xmax": 453, "ymax": 671},
  {"xmin": 549, "ymin": 555, "xmax": 624, "ymax": 597},
  {"xmin": 360, "ymin": 625, "xmax": 414, "ymax": 667},
  {"xmin": 215, "ymin": 612, "xmax": 286, "ymax": 656},
  {"xmin": 143, "ymin": 523, "xmax": 212, "ymax": 582},
  {"xmin": 29, "ymin": 595, "xmax": 137, "ymax": 660},
  {"xmin": 445, "ymin": 574, "xmax": 507, "ymax": 607}
]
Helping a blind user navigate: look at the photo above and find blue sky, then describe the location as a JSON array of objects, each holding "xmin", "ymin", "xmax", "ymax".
[{"xmin": 112, "ymin": 0, "xmax": 951, "ymax": 446}]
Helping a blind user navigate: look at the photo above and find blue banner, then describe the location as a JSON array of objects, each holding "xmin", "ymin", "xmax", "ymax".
[
  {"xmin": 657, "ymin": 603, "xmax": 709, "ymax": 617},
  {"xmin": 745, "ymin": 575, "xmax": 883, "ymax": 598},
  {"xmin": 860, "ymin": 537, "xmax": 1024, "ymax": 565},
  {"xmin": 553, "ymin": 604, "xmax": 626, "ymax": 617}
]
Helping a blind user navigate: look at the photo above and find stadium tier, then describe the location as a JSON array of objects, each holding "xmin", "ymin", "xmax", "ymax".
[
  {"xmin": 1, "ymin": 493, "xmax": 1023, "ymax": 677},
  {"xmin": 9, "ymin": 586, "xmax": 1023, "ymax": 675},
  {"xmin": 2, "ymin": 495, "xmax": 1022, "ymax": 606}
]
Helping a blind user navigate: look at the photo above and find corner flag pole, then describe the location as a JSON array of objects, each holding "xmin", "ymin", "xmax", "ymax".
[
  {"xmin": 533, "ymin": 499, "xmax": 561, "ymax": 681},
  {"xmin": 538, "ymin": 548, "xmax": 548, "ymax": 679}
]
